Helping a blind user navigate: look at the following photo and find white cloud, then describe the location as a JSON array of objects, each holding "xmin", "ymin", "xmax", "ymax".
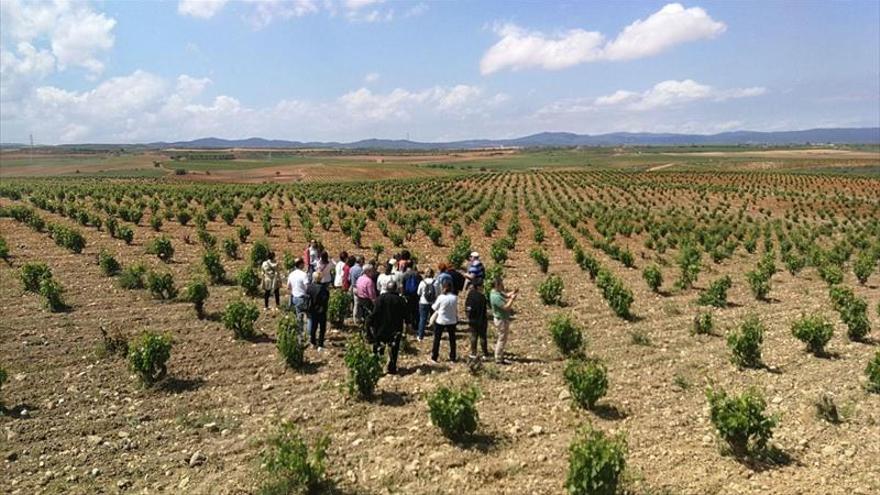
[
  {"xmin": 403, "ymin": 3, "xmax": 428, "ymax": 18},
  {"xmin": 602, "ymin": 3, "xmax": 725, "ymax": 61},
  {"xmin": 244, "ymin": 0, "xmax": 320, "ymax": 28},
  {"xmin": 178, "ymin": 0, "xmax": 228, "ymax": 19},
  {"xmin": 481, "ymin": 3, "xmax": 726, "ymax": 74},
  {"xmin": 539, "ymin": 79, "xmax": 766, "ymax": 114},
  {"xmin": 481, "ymin": 23, "xmax": 605, "ymax": 74},
  {"xmin": 0, "ymin": 0, "xmax": 116, "ymax": 78},
  {"xmin": 364, "ymin": 72, "xmax": 380, "ymax": 83},
  {"xmin": 5, "ymin": 70, "xmax": 504, "ymax": 143}
]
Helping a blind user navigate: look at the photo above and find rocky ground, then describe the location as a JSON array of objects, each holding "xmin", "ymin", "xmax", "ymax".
[{"xmin": 1, "ymin": 193, "xmax": 879, "ymax": 495}]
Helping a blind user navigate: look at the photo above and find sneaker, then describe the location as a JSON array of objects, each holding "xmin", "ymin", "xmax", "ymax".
[
  {"xmin": 468, "ymin": 354, "xmax": 478, "ymax": 360},
  {"xmin": 417, "ymin": 337, "xmax": 423, "ymax": 342},
  {"xmin": 317, "ymin": 347, "xmax": 324, "ymax": 353},
  {"xmin": 428, "ymin": 358, "xmax": 439, "ymax": 365},
  {"xmin": 497, "ymin": 358, "xmax": 511, "ymax": 365}
]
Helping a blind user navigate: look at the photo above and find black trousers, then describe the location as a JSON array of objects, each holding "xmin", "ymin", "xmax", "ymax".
[
  {"xmin": 374, "ymin": 333, "xmax": 402, "ymax": 374},
  {"xmin": 405, "ymin": 295, "xmax": 419, "ymax": 331},
  {"xmin": 264, "ymin": 288, "xmax": 280, "ymax": 308},
  {"xmin": 309, "ymin": 312, "xmax": 327, "ymax": 347},
  {"xmin": 431, "ymin": 324, "xmax": 457, "ymax": 362},
  {"xmin": 469, "ymin": 320, "xmax": 489, "ymax": 357}
]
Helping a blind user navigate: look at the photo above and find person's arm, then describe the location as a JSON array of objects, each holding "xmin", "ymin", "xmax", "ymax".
[{"xmin": 503, "ymin": 293, "xmax": 516, "ymax": 311}]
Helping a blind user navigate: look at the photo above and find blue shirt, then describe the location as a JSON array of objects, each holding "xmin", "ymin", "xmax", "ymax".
[{"xmin": 349, "ymin": 264, "xmax": 363, "ymax": 288}]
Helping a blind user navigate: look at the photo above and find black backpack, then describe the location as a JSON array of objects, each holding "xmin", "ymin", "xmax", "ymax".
[{"xmin": 422, "ymin": 280, "xmax": 437, "ymax": 303}]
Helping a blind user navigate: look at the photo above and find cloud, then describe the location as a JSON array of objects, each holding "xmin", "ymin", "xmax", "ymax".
[
  {"xmin": 602, "ymin": 3, "xmax": 725, "ymax": 61},
  {"xmin": 178, "ymin": 0, "xmax": 228, "ymax": 19},
  {"xmin": 539, "ymin": 79, "xmax": 767, "ymax": 114},
  {"xmin": 364, "ymin": 72, "xmax": 380, "ymax": 83},
  {"xmin": 0, "ymin": 0, "xmax": 116, "ymax": 78},
  {"xmin": 244, "ymin": 0, "xmax": 320, "ymax": 28},
  {"xmin": 480, "ymin": 3, "xmax": 726, "ymax": 74},
  {"xmin": 5, "ymin": 70, "xmax": 504, "ymax": 143}
]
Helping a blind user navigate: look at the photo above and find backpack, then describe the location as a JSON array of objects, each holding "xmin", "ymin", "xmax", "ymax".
[
  {"xmin": 422, "ymin": 281, "xmax": 437, "ymax": 303},
  {"xmin": 403, "ymin": 273, "xmax": 421, "ymax": 296}
]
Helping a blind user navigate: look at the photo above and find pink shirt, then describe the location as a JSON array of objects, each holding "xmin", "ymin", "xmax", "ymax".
[{"xmin": 355, "ymin": 274, "xmax": 377, "ymax": 301}]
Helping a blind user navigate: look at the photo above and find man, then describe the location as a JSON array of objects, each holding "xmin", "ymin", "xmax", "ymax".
[
  {"xmin": 368, "ymin": 281, "xmax": 409, "ymax": 374},
  {"xmin": 465, "ymin": 279, "xmax": 489, "ymax": 359},
  {"xmin": 287, "ymin": 258, "xmax": 310, "ymax": 339},
  {"xmin": 349, "ymin": 256, "xmax": 364, "ymax": 321},
  {"xmin": 355, "ymin": 264, "xmax": 378, "ymax": 339},
  {"xmin": 306, "ymin": 271, "xmax": 330, "ymax": 351},
  {"xmin": 401, "ymin": 264, "xmax": 422, "ymax": 333},
  {"xmin": 490, "ymin": 276, "xmax": 518, "ymax": 364},
  {"xmin": 303, "ymin": 240, "xmax": 317, "ymax": 278},
  {"xmin": 465, "ymin": 252, "xmax": 485, "ymax": 289}
]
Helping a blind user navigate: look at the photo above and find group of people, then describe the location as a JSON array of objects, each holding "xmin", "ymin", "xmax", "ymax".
[{"xmin": 258, "ymin": 240, "xmax": 519, "ymax": 374}]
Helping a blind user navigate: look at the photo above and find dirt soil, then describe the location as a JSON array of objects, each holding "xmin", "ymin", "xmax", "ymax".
[{"xmin": 1, "ymin": 173, "xmax": 879, "ymax": 495}]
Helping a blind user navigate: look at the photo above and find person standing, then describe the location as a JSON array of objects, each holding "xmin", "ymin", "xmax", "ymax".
[
  {"xmin": 287, "ymin": 258, "xmax": 310, "ymax": 338},
  {"xmin": 401, "ymin": 264, "xmax": 422, "ymax": 333},
  {"xmin": 334, "ymin": 251, "xmax": 349, "ymax": 288},
  {"xmin": 317, "ymin": 250, "xmax": 333, "ymax": 286},
  {"xmin": 261, "ymin": 251, "xmax": 281, "ymax": 311},
  {"xmin": 306, "ymin": 271, "xmax": 330, "ymax": 351},
  {"xmin": 356, "ymin": 264, "xmax": 378, "ymax": 338},
  {"xmin": 377, "ymin": 261, "xmax": 395, "ymax": 295},
  {"xmin": 304, "ymin": 240, "xmax": 317, "ymax": 278},
  {"xmin": 464, "ymin": 251, "xmax": 485, "ymax": 291},
  {"xmin": 430, "ymin": 281, "xmax": 458, "ymax": 363},
  {"xmin": 368, "ymin": 281, "xmax": 409, "ymax": 374},
  {"xmin": 490, "ymin": 276, "xmax": 518, "ymax": 364},
  {"xmin": 416, "ymin": 269, "xmax": 436, "ymax": 342},
  {"xmin": 349, "ymin": 256, "xmax": 364, "ymax": 322},
  {"xmin": 465, "ymin": 279, "xmax": 489, "ymax": 359}
]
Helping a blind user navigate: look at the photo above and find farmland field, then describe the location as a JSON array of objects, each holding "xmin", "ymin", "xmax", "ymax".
[{"xmin": 1, "ymin": 167, "xmax": 879, "ymax": 495}]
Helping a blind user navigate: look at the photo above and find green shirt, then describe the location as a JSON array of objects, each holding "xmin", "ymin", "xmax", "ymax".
[{"xmin": 490, "ymin": 290, "xmax": 510, "ymax": 321}]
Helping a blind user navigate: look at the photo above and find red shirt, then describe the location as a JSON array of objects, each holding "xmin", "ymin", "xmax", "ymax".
[{"xmin": 342, "ymin": 264, "xmax": 352, "ymax": 290}]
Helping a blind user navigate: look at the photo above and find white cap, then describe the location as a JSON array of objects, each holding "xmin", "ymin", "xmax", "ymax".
[
  {"xmin": 470, "ymin": 252, "xmax": 480, "ymax": 258},
  {"xmin": 388, "ymin": 258, "xmax": 397, "ymax": 265}
]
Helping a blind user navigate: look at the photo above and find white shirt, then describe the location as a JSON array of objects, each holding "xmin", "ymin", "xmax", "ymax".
[
  {"xmin": 432, "ymin": 293, "xmax": 458, "ymax": 325},
  {"xmin": 287, "ymin": 269, "xmax": 308, "ymax": 297},
  {"xmin": 318, "ymin": 261, "xmax": 333, "ymax": 284},
  {"xmin": 334, "ymin": 261, "xmax": 346, "ymax": 287},
  {"xmin": 417, "ymin": 278, "xmax": 434, "ymax": 305},
  {"xmin": 377, "ymin": 273, "xmax": 394, "ymax": 294}
]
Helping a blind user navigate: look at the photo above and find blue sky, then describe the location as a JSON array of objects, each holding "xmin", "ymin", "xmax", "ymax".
[{"xmin": 1, "ymin": 0, "xmax": 878, "ymax": 144}]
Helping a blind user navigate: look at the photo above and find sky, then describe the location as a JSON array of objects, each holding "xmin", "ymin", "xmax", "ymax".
[{"xmin": 1, "ymin": 0, "xmax": 878, "ymax": 144}]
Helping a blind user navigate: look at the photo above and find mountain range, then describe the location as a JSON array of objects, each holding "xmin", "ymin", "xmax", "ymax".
[
  {"xmin": 146, "ymin": 127, "xmax": 880, "ymax": 149},
  {"xmin": 3, "ymin": 128, "xmax": 878, "ymax": 150}
]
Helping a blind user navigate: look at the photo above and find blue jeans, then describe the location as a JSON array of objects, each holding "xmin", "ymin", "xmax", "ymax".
[
  {"xmin": 418, "ymin": 303, "xmax": 432, "ymax": 340},
  {"xmin": 290, "ymin": 296, "xmax": 309, "ymax": 339}
]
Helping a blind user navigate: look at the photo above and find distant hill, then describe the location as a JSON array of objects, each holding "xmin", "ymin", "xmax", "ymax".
[
  {"xmin": 145, "ymin": 128, "xmax": 879, "ymax": 150},
  {"xmin": 4, "ymin": 127, "xmax": 877, "ymax": 151}
]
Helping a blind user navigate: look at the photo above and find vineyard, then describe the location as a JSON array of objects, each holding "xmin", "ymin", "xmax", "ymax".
[{"xmin": 1, "ymin": 169, "xmax": 879, "ymax": 494}]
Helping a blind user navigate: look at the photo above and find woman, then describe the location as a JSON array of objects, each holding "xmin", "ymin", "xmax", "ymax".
[
  {"xmin": 261, "ymin": 252, "xmax": 281, "ymax": 311},
  {"xmin": 377, "ymin": 261, "xmax": 395, "ymax": 295},
  {"xmin": 317, "ymin": 250, "xmax": 333, "ymax": 286},
  {"xmin": 430, "ymin": 281, "xmax": 458, "ymax": 363},
  {"xmin": 490, "ymin": 276, "xmax": 518, "ymax": 364},
  {"xmin": 416, "ymin": 268, "xmax": 436, "ymax": 341},
  {"xmin": 306, "ymin": 271, "xmax": 330, "ymax": 351},
  {"xmin": 334, "ymin": 251, "xmax": 349, "ymax": 288}
]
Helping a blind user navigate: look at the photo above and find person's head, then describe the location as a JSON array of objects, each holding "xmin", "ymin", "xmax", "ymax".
[
  {"xmin": 357, "ymin": 255, "xmax": 364, "ymax": 265},
  {"xmin": 437, "ymin": 262, "xmax": 448, "ymax": 273},
  {"xmin": 470, "ymin": 251, "xmax": 480, "ymax": 262},
  {"xmin": 493, "ymin": 276, "xmax": 505, "ymax": 291},
  {"xmin": 471, "ymin": 279, "xmax": 483, "ymax": 291},
  {"xmin": 385, "ymin": 261, "xmax": 393, "ymax": 275},
  {"xmin": 346, "ymin": 257, "xmax": 355, "ymax": 267},
  {"xmin": 309, "ymin": 239, "xmax": 316, "ymax": 247},
  {"xmin": 320, "ymin": 251, "xmax": 329, "ymax": 263},
  {"xmin": 339, "ymin": 251, "xmax": 348, "ymax": 262},
  {"xmin": 294, "ymin": 257, "xmax": 305, "ymax": 270},
  {"xmin": 399, "ymin": 250, "xmax": 411, "ymax": 261},
  {"xmin": 386, "ymin": 281, "xmax": 398, "ymax": 293},
  {"xmin": 363, "ymin": 264, "xmax": 374, "ymax": 275},
  {"xmin": 426, "ymin": 268, "xmax": 435, "ymax": 278},
  {"xmin": 268, "ymin": 251, "xmax": 275, "ymax": 261},
  {"xmin": 312, "ymin": 271, "xmax": 322, "ymax": 284},
  {"xmin": 441, "ymin": 280, "xmax": 452, "ymax": 294}
]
